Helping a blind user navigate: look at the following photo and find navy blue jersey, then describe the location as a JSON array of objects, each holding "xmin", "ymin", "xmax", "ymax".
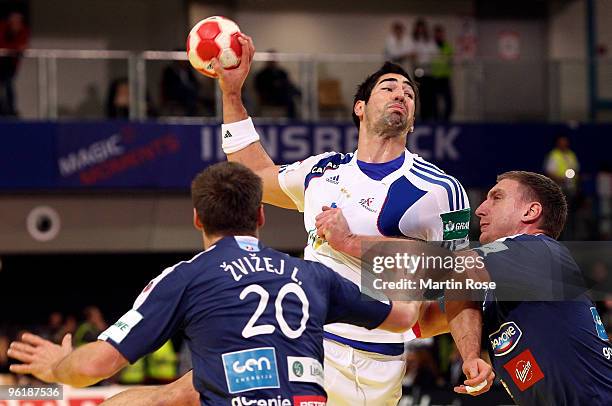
[
  {"xmin": 476, "ymin": 234, "xmax": 612, "ymax": 405},
  {"xmin": 99, "ymin": 236, "xmax": 391, "ymax": 405}
]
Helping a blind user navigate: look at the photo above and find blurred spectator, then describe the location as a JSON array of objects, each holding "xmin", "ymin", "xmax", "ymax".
[
  {"xmin": 0, "ymin": 10, "xmax": 30, "ymax": 117},
  {"xmin": 57, "ymin": 314, "xmax": 77, "ymax": 343},
  {"xmin": 544, "ymin": 134, "xmax": 580, "ymax": 238},
  {"xmin": 145, "ymin": 339, "xmax": 178, "ymax": 384},
  {"xmin": 40, "ymin": 311, "xmax": 64, "ymax": 343},
  {"xmin": 411, "ymin": 18, "xmax": 438, "ymax": 121},
  {"xmin": 74, "ymin": 306, "xmax": 107, "ymax": 347},
  {"xmin": 384, "ymin": 21, "xmax": 414, "ymax": 67},
  {"xmin": 432, "ymin": 25, "xmax": 454, "ymax": 121},
  {"xmin": 106, "ymin": 77, "xmax": 157, "ymax": 119},
  {"xmin": 254, "ymin": 51, "xmax": 301, "ymax": 119},
  {"xmin": 118, "ymin": 357, "xmax": 146, "ymax": 385},
  {"xmin": 105, "ymin": 78, "xmax": 130, "ymax": 118},
  {"xmin": 160, "ymin": 56, "xmax": 203, "ymax": 116}
]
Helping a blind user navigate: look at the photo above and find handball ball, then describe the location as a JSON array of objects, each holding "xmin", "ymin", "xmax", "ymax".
[{"xmin": 186, "ymin": 16, "xmax": 242, "ymax": 78}]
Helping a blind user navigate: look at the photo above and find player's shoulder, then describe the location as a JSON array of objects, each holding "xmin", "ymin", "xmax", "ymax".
[
  {"xmin": 406, "ymin": 152, "xmax": 469, "ymax": 210},
  {"xmin": 297, "ymin": 151, "xmax": 354, "ymax": 188},
  {"xmin": 159, "ymin": 249, "xmax": 212, "ymax": 280},
  {"xmin": 408, "ymin": 153, "xmax": 466, "ymax": 187},
  {"xmin": 308, "ymin": 151, "xmax": 353, "ymax": 170},
  {"xmin": 482, "ymin": 233, "xmax": 564, "ymax": 259}
]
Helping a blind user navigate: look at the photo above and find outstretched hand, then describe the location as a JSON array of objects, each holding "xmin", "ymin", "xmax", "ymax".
[
  {"xmin": 454, "ymin": 357, "xmax": 495, "ymax": 396},
  {"xmin": 7, "ymin": 332, "xmax": 73, "ymax": 383},
  {"xmin": 212, "ymin": 34, "xmax": 256, "ymax": 95}
]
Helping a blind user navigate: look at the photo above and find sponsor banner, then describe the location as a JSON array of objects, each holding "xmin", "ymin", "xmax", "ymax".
[{"xmin": 1, "ymin": 121, "xmax": 611, "ymax": 189}]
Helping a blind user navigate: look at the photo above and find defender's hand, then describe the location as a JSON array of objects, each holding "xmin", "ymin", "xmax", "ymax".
[
  {"xmin": 453, "ymin": 357, "xmax": 495, "ymax": 396},
  {"xmin": 212, "ymin": 34, "xmax": 255, "ymax": 96},
  {"xmin": 8, "ymin": 333, "xmax": 73, "ymax": 383},
  {"xmin": 315, "ymin": 206, "xmax": 353, "ymax": 252}
]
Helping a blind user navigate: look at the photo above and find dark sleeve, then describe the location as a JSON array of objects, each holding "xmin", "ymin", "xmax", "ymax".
[
  {"xmin": 98, "ymin": 265, "xmax": 189, "ymax": 363},
  {"xmin": 316, "ymin": 263, "xmax": 392, "ymax": 330},
  {"xmin": 474, "ymin": 237, "xmax": 582, "ymax": 301}
]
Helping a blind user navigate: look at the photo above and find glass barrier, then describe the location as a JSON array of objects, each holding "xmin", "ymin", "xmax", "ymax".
[{"xmin": 2, "ymin": 49, "xmax": 611, "ymax": 122}]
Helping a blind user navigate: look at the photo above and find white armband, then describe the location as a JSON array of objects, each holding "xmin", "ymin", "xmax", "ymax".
[{"xmin": 221, "ymin": 117, "xmax": 260, "ymax": 154}]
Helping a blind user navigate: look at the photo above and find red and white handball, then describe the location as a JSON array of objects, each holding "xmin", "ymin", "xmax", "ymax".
[{"xmin": 186, "ymin": 16, "xmax": 242, "ymax": 78}]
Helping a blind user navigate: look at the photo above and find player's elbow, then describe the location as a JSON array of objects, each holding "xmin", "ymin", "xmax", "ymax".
[
  {"xmin": 73, "ymin": 347, "xmax": 127, "ymax": 387},
  {"xmin": 71, "ymin": 360, "xmax": 118, "ymax": 387},
  {"xmin": 382, "ymin": 301, "xmax": 420, "ymax": 333}
]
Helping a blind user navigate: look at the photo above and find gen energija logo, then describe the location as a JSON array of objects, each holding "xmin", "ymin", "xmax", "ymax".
[{"xmin": 222, "ymin": 347, "xmax": 280, "ymax": 394}]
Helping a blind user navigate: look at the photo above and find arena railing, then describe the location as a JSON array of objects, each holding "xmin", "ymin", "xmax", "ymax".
[{"xmin": 1, "ymin": 48, "xmax": 610, "ymax": 122}]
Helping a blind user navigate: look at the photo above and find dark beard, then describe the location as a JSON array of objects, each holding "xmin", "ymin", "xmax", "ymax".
[{"xmin": 374, "ymin": 111, "xmax": 408, "ymax": 137}]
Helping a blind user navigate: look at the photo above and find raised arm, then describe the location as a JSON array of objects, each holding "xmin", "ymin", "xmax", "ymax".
[{"xmin": 211, "ymin": 35, "xmax": 296, "ymax": 209}]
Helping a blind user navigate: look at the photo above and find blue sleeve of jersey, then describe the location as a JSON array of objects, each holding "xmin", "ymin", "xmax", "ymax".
[
  {"xmin": 316, "ymin": 263, "xmax": 392, "ymax": 329},
  {"xmin": 99, "ymin": 264, "xmax": 190, "ymax": 363},
  {"xmin": 475, "ymin": 236, "xmax": 584, "ymax": 301}
]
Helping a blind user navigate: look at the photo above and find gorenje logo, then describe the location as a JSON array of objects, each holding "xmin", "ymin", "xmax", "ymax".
[
  {"xmin": 222, "ymin": 347, "xmax": 280, "ymax": 393},
  {"xmin": 489, "ymin": 321, "xmax": 522, "ymax": 356},
  {"xmin": 231, "ymin": 396, "xmax": 291, "ymax": 406}
]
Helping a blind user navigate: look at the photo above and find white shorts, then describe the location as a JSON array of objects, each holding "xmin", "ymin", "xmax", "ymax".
[{"xmin": 323, "ymin": 338, "xmax": 406, "ymax": 406}]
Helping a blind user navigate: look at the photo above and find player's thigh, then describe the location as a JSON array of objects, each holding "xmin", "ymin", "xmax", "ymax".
[{"xmin": 323, "ymin": 340, "xmax": 405, "ymax": 406}]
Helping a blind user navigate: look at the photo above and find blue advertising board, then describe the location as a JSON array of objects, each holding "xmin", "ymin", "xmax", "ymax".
[{"xmin": 1, "ymin": 120, "xmax": 610, "ymax": 190}]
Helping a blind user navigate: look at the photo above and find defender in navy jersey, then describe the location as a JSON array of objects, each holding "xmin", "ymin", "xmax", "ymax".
[
  {"xmin": 419, "ymin": 171, "xmax": 612, "ymax": 405},
  {"xmin": 8, "ymin": 162, "xmax": 419, "ymax": 406}
]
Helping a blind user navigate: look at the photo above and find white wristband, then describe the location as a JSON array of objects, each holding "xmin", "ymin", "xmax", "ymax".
[{"xmin": 221, "ymin": 117, "xmax": 260, "ymax": 154}]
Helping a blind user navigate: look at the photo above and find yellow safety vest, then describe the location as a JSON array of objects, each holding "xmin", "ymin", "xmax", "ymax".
[{"xmin": 146, "ymin": 340, "xmax": 178, "ymax": 381}]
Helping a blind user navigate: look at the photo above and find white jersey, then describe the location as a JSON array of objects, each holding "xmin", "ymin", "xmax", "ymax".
[{"xmin": 278, "ymin": 149, "xmax": 470, "ymax": 344}]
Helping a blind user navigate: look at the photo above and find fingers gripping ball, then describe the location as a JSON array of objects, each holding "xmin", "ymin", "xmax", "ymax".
[{"xmin": 186, "ymin": 16, "xmax": 242, "ymax": 78}]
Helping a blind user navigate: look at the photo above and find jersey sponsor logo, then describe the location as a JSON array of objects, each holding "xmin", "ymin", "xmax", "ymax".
[
  {"xmin": 489, "ymin": 321, "xmax": 523, "ymax": 356},
  {"xmin": 235, "ymin": 236, "xmax": 260, "ymax": 252},
  {"xmin": 359, "ymin": 197, "xmax": 377, "ymax": 213},
  {"xmin": 98, "ymin": 309, "xmax": 143, "ymax": 344},
  {"xmin": 230, "ymin": 396, "xmax": 291, "ymax": 406},
  {"xmin": 590, "ymin": 307, "xmax": 609, "ymax": 341},
  {"xmin": 293, "ymin": 395, "xmax": 326, "ymax": 406},
  {"xmin": 287, "ymin": 356, "xmax": 324, "ymax": 388},
  {"xmin": 222, "ymin": 347, "xmax": 280, "ymax": 394},
  {"xmin": 503, "ymin": 349, "xmax": 544, "ymax": 392},
  {"xmin": 440, "ymin": 208, "xmax": 471, "ymax": 240},
  {"xmin": 326, "ymin": 174, "xmax": 340, "ymax": 184},
  {"xmin": 310, "ymin": 161, "xmax": 340, "ymax": 175}
]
